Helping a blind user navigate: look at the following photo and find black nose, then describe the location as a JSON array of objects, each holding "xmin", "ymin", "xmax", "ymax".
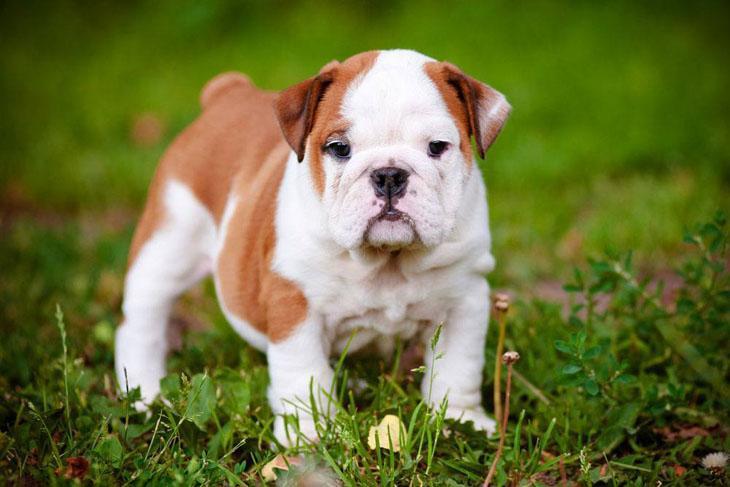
[{"xmin": 371, "ymin": 167, "xmax": 409, "ymax": 200}]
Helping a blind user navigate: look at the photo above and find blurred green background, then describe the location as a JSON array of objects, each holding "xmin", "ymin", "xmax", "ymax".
[
  {"xmin": 1, "ymin": 0, "xmax": 729, "ymax": 286},
  {"xmin": 2, "ymin": 3, "xmax": 728, "ymax": 481}
]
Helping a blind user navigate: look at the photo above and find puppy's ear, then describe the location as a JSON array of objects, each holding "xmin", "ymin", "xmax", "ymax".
[
  {"xmin": 428, "ymin": 62, "xmax": 511, "ymax": 159},
  {"xmin": 274, "ymin": 65, "xmax": 337, "ymax": 162}
]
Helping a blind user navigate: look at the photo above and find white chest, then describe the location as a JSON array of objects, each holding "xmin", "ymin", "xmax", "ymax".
[{"xmin": 301, "ymin": 254, "xmax": 460, "ymax": 352}]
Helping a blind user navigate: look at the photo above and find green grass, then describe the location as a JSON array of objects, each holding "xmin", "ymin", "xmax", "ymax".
[
  {"xmin": 1, "ymin": 209, "xmax": 728, "ymax": 484},
  {"xmin": 1, "ymin": 0, "xmax": 729, "ymax": 484}
]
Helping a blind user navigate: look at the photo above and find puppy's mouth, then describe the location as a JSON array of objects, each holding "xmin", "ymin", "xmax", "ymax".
[
  {"xmin": 369, "ymin": 202, "xmax": 414, "ymax": 226},
  {"xmin": 363, "ymin": 203, "xmax": 418, "ymax": 249},
  {"xmin": 380, "ymin": 208, "xmax": 407, "ymax": 222}
]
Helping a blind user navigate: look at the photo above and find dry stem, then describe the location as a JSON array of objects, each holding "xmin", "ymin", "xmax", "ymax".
[
  {"xmin": 484, "ymin": 351, "xmax": 519, "ymax": 487},
  {"xmin": 492, "ymin": 294, "xmax": 509, "ymax": 423}
]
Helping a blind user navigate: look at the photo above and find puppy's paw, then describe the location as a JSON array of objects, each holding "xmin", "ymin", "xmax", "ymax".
[
  {"xmin": 117, "ymin": 368, "xmax": 162, "ymax": 411},
  {"xmin": 115, "ymin": 324, "xmax": 167, "ymax": 410},
  {"xmin": 273, "ymin": 415, "xmax": 320, "ymax": 449},
  {"xmin": 445, "ymin": 406, "xmax": 497, "ymax": 435}
]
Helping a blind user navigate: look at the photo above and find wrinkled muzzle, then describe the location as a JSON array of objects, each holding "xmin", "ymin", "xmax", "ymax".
[{"xmin": 326, "ymin": 147, "xmax": 458, "ymax": 250}]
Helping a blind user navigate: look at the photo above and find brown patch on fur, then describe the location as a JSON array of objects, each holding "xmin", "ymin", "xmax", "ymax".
[
  {"xmin": 274, "ymin": 71, "xmax": 335, "ymax": 164},
  {"xmin": 424, "ymin": 62, "xmax": 476, "ymax": 162},
  {"xmin": 215, "ymin": 142, "xmax": 309, "ymax": 342},
  {"xmin": 127, "ymin": 189, "xmax": 165, "ymax": 268},
  {"xmin": 274, "ymin": 51, "xmax": 379, "ymax": 194},
  {"xmin": 424, "ymin": 61, "xmax": 510, "ymax": 161},
  {"xmin": 128, "ymin": 72, "xmax": 280, "ymax": 265},
  {"xmin": 127, "ymin": 71, "xmax": 308, "ymax": 342}
]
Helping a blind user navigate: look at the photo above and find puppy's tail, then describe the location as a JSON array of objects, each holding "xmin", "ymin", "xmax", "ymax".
[{"xmin": 200, "ymin": 72, "xmax": 253, "ymax": 110}]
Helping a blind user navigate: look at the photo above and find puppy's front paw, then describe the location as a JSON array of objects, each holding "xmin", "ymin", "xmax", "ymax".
[
  {"xmin": 445, "ymin": 406, "xmax": 497, "ymax": 435},
  {"xmin": 273, "ymin": 415, "xmax": 320, "ymax": 448}
]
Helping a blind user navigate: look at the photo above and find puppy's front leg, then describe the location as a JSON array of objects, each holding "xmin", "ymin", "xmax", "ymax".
[
  {"xmin": 267, "ymin": 317, "xmax": 335, "ymax": 447},
  {"xmin": 423, "ymin": 277, "xmax": 496, "ymax": 435}
]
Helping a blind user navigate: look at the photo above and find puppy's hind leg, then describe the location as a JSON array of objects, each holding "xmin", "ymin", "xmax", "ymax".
[{"xmin": 115, "ymin": 181, "xmax": 216, "ymax": 406}]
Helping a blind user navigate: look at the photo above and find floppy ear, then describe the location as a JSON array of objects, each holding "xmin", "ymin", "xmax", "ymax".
[
  {"xmin": 433, "ymin": 63, "xmax": 511, "ymax": 159},
  {"xmin": 274, "ymin": 67, "xmax": 336, "ymax": 162}
]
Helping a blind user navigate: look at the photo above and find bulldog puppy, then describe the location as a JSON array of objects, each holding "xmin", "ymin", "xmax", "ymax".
[{"xmin": 115, "ymin": 49, "xmax": 510, "ymax": 446}]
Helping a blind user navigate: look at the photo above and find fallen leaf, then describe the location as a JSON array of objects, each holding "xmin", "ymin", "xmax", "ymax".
[
  {"xmin": 55, "ymin": 457, "xmax": 89, "ymax": 479},
  {"xmin": 653, "ymin": 425, "xmax": 710, "ymax": 441},
  {"xmin": 261, "ymin": 454, "xmax": 302, "ymax": 482},
  {"xmin": 532, "ymin": 471, "xmax": 558, "ymax": 486},
  {"xmin": 675, "ymin": 425, "xmax": 711, "ymax": 439},
  {"xmin": 368, "ymin": 415, "xmax": 406, "ymax": 452},
  {"xmin": 26, "ymin": 448, "xmax": 38, "ymax": 466}
]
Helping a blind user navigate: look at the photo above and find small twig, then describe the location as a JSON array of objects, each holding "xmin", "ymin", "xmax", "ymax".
[
  {"xmin": 492, "ymin": 293, "xmax": 510, "ymax": 423},
  {"xmin": 559, "ymin": 455, "xmax": 568, "ymax": 486},
  {"xmin": 484, "ymin": 351, "xmax": 520, "ymax": 487}
]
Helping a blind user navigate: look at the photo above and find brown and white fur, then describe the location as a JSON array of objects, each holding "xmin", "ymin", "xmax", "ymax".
[{"xmin": 115, "ymin": 49, "xmax": 510, "ymax": 446}]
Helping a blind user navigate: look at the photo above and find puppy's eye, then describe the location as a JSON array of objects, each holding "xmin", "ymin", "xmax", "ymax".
[
  {"xmin": 428, "ymin": 140, "xmax": 450, "ymax": 158},
  {"xmin": 325, "ymin": 141, "xmax": 351, "ymax": 160}
]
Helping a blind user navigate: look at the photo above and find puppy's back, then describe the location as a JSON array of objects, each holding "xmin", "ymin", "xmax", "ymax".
[{"xmin": 128, "ymin": 72, "xmax": 287, "ymax": 266}]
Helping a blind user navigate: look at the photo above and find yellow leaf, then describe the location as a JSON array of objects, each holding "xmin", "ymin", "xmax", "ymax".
[
  {"xmin": 261, "ymin": 455, "xmax": 301, "ymax": 482},
  {"xmin": 367, "ymin": 414, "xmax": 406, "ymax": 452}
]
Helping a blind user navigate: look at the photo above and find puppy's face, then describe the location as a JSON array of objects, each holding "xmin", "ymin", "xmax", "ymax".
[{"xmin": 276, "ymin": 50, "xmax": 510, "ymax": 251}]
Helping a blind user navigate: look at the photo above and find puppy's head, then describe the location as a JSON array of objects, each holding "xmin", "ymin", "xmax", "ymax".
[{"xmin": 275, "ymin": 50, "xmax": 510, "ymax": 251}]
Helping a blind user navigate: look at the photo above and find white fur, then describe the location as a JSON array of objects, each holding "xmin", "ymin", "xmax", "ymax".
[
  {"xmin": 115, "ymin": 181, "xmax": 216, "ymax": 405},
  {"xmin": 116, "ymin": 49, "xmax": 501, "ymax": 445},
  {"xmin": 267, "ymin": 316, "xmax": 335, "ymax": 446}
]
